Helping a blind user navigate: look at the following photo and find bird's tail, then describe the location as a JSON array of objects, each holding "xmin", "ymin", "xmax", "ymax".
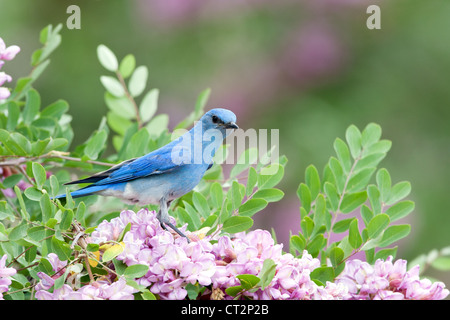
[{"xmin": 52, "ymin": 184, "xmax": 109, "ymax": 200}]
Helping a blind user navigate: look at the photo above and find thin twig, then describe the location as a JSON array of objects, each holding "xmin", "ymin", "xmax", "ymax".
[{"xmin": 116, "ymin": 70, "xmax": 142, "ymax": 128}]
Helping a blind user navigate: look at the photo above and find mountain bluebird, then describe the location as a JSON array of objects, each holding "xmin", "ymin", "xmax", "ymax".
[{"xmin": 54, "ymin": 108, "xmax": 238, "ymax": 241}]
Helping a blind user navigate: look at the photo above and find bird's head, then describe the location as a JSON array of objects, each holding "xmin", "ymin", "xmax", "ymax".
[{"xmin": 201, "ymin": 108, "xmax": 238, "ymax": 133}]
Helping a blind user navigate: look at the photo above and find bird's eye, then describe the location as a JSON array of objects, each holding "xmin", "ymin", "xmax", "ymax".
[{"xmin": 212, "ymin": 115, "xmax": 219, "ymax": 123}]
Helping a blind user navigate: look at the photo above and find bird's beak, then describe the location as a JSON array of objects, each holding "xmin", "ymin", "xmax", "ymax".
[{"xmin": 225, "ymin": 122, "xmax": 239, "ymax": 129}]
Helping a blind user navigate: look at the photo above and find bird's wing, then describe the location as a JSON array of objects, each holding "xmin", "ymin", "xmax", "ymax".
[{"xmin": 65, "ymin": 147, "xmax": 181, "ymax": 186}]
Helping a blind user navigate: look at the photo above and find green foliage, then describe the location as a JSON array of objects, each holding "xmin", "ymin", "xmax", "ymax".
[
  {"xmin": 0, "ymin": 25, "xmax": 443, "ymax": 300},
  {"xmin": 295, "ymin": 122, "xmax": 413, "ymax": 280},
  {"xmin": 0, "ymin": 29, "xmax": 288, "ymax": 300}
]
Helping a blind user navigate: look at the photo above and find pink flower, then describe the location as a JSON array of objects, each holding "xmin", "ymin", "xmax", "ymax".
[
  {"xmin": 0, "ymin": 72, "xmax": 12, "ymax": 86},
  {"xmin": 0, "ymin": 255, "xmax": 17, "ymax": 300},
  {"xmin": 0, "ymin": 38, "xmax": 20, "ymax": 61},
  {"xmin": 0, "ymin": 37, "xmax": 20, "ymax": 101},
  {"xmin": 336, "ymin": 256, "xmax": 450, "ymax": 300},
  {"xmin": 0, "ymin": 87, "xmax": 10, "ymax": 100}
]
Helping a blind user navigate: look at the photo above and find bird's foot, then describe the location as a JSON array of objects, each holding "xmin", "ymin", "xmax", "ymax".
[{"xmin": 160, "ymin": 221, "xmax": 190, "ymax": 243}]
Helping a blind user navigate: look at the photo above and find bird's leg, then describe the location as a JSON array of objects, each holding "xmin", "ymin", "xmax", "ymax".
[{"xmin": 158, "ymin": 197, "xmax": 190, "ymax": 242}]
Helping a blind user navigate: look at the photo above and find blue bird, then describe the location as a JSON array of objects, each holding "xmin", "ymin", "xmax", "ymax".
[{"xmin": 54, "ymin": 108, "xmax": 238, "ymax": 240}]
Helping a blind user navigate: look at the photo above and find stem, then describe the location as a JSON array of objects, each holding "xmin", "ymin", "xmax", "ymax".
[
  {"xmin": 0, "ymin": 151, "xmax": 115, "ymax": 168},
  {"xmin": 326, "ymin": 153, "xmax": 362, "ymax": 248},
  {"xmin": 116, "ymin": 71, "xmax": 142, "ymax": 128}
]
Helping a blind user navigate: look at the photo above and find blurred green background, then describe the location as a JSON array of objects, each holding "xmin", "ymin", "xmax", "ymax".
[{"xmin": 1, "ymin": 0, "xmax": 450, "ymax": 283}]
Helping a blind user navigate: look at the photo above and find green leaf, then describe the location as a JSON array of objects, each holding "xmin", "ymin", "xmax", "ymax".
[
  {"xmin": 9, "ymin": 222, "xmax": 28, "ymax": 241},
  {"xmin": 340, "ymin": 191, "xmax": 367, "ymax": 214},
  {"xmin": 125, "ymin": 128, "xmax": 149, "ymax": 158},
  {"xmin": 354, "ymin": 153, "xmax": 386, "ymax": 172},
  {"xmin": 307, "ymin": 234, "xmax": 326, "ymax": 257},
  {"xmin": 40, "ymin": 193, "xmax": 54, "ymax": 222},
  {"xmin": 246, "ymin": 167, "xmax": 257, "ymax": 197},
  {"xmin": 23, "ymin": 89, "xmax": 41, "ymax": 124},
  {"xmin": 6, "ymin": 101, "xmax": 20, "ymax": 131},
  {"xmin": 97, "ymin": 44, "xmax": 118, "ymax": 71},
  {"xmin": 119, "ymin": 54, "xmax": 136, "ymax": 78},
  {"xmin": 60, "ymin": 209, "xmax": 74, "ymax": 230},
  {"xmin": 51, "ymin": 236, "xmax": 72, "ymax": 261},
  {"xmin": 146, "ymin": 113, "xmax": 169, "ymax": 138},
  {"xmin": 345, "ymin": 125, "xmax": 362, "ymax": 159},
  {"xmin": 6, "ymin": 132, "xmax": 31, "ymax": 156},
  {"xmin": 100, "ymin": 76, "xmax": 125, "ymax": 97},
  {"xmin": 236, "ymin": 274, "xmax": 260, "ymax": 290},
  {"xmin": 305, "ymin": 165, "xmax": 320, "ymax": 201},
  {"xmin": 329, "ymin": 157, "xmax": 345, "ymax": 194},
  {"xmin": 32, "ymin": 162, "xmax": 46, "ymax": 190},
  {"xmin": 367, "ymin": 184, "xmax": 382, "ymax": 214},
  {"xmin": 252, "ymin": 188, "xmax": 284, "ymax": 203},
  {"xmin": 347, "ymin": 167, "xmax": 376, "ymax": 193},
  {"xmin": 374, "ymin": 247, "xmax": 398, "ymax": 261},
  {"xmin": 431, "ymin": 257, "xmax": 450, "ymax": 271},
  {"xmin": 3, "ymin": 174, "xmax": 23, "ymax": 189},
  {"xmin": 210, "ymin": 182, "xmax": 223, "ymax": 208},
  {"xmin": 230, "ymin": 181, "xmax": 243, "ymax": 210},
  {"xmin": 14, "ymin": 185, "xmax": 29, "ymax": 220},
  {"xmin": 361, "ymin": 123, "xmax": 382, "ymax": 148},
  {"xmin": 363, "ymin": 140, "xmax": 392, "ymax": 157},
  {"xmin": 378, "ymin": 224, "xmax": 411, "ymax": 247},
  {"xmin": 41, "ymin": 100, "xmax": 69, "ymax": 119},
  {"xmin": 258, "ymin": 163, "xmax": 284, "ymax": 189},
  {"xmin": 297, "ymin": 183, "xmax": 311, "ymax": 213},
  {"xmin": 225, "ymin": 285, "xmax": 244, "ymax": 297},
  {"xmin": 222, "ymin": 216, "xmax": 253, "ymax": 234},
  {"xmin": 107, "ymin": 112, "xmax": 132, "ymax": 136},
  {"xmin": 104, "ymin": 92, "xmax": 136, "ymax": 119},
  {"xmin": 361, "ymin": 204, "xmax": 374, "ymax": 226},
  {"xmin": 124, "ymin": 264, "xmax": 149, "ymax": 279},
  {"xmin": 367, "ymin": 213, "xmax": 390, "ymax": 239},
  {"xmin": 117, "ymin": 222, "xmax": 131, "ymax": 242},
  {"xmin": 385, "ymin": 200, "xmax": 414, "ymax": 222},
  {"xmin": 27, "ymin": 226, "xmax": 46, "ymax": 242},
  {"xmin": 313, "ymin": 194, "xmax": 327, "ymax": 228},
  {"xmin": 139, "ymin": 89, "xmax": 158, "ymax": 123},
  {"xmin": 86, "ymin": 243, "xmax": 100, "ymax": 252},
  {"xmin": 258, "ymin": 259, "xmax": 277, "ymax": 290},
  {"xmin": 386, "ymin": 181, "xmax": 411, "ymax": 206},
  {"xmin": 329, "ymin": 247, "xmax": 344, "ymax": 267},
  {"xmin": 348, "ymin": 218, "xmax": 362, "ymax": 249},
  {"xmin": 310, "ymin": 267, "xmax": 335, "ymax": 286},
  {"xmin": 238, "ymin": 199, "xmax": 268, "ymax": 217},
  {"xmin": 176, "ymin": 207, "xmax": 195, "ymax": 231},
  {"xmin": 192, "ymin": 192, "xmax": 210, "ymax": 219},
  {"xmin": 195, "ymin": 88, "xmax": 210, "ymax": 116},
  {"xmin": 85, "ymin": 130, "xmax": 107, "ymax": 160},
  {"xmin": 333, "ymin": 138, "xmax": 352, "ymax": 173},
  {"xmin": 324, "ymin": 182, "xmax": 339, "ymax": 212},
  {"xmin": 102, "ymin": 243, "xmax": 124, "ymax": 262},
  {"xmin": 300, "ymin": 216, "xmax": 314, "ymax": 238},
  {"xmin": 376, "ymin": 168, "xmax": 391, "ymax": 203},
  {"xmin": 128, "ymin": 66, "xmax": 148, "ymax": 97},
  {"xmin": 332, "ymin": 218, "xmax": 354, "ymax": 233},
  {"xmin": 290, "ymin": 235, "xmax": 306, "ymax": 255}
]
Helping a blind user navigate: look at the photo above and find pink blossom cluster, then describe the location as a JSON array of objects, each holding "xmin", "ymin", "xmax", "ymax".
[
  {"xmin": 335, "ymin": 256, "xmax": 449, "ymax": 300},
  {"xmin": 91, "ymin": 209, "xmax": 216, "ymax": 300},
  {"xmin": 0, "ymin": 37, "xmax": 20, "ymax": 100},
  {"xmin": 0, "ymin": 255, "xmax": 17, "ymax": 300},
  {"xmin": 210, "ymin": 230, "xmax": 348, "ymax": 299},
  {"xmin": 32, "ymin": 209, "xmax": 450, "ymax": 300},
  {"xmin": 34, "ymin": 253, "xmax": 136, "ymax": 300},
  {"xmin": 90, "ymin": 209, "xmax": 347, "ymax": 299}
]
